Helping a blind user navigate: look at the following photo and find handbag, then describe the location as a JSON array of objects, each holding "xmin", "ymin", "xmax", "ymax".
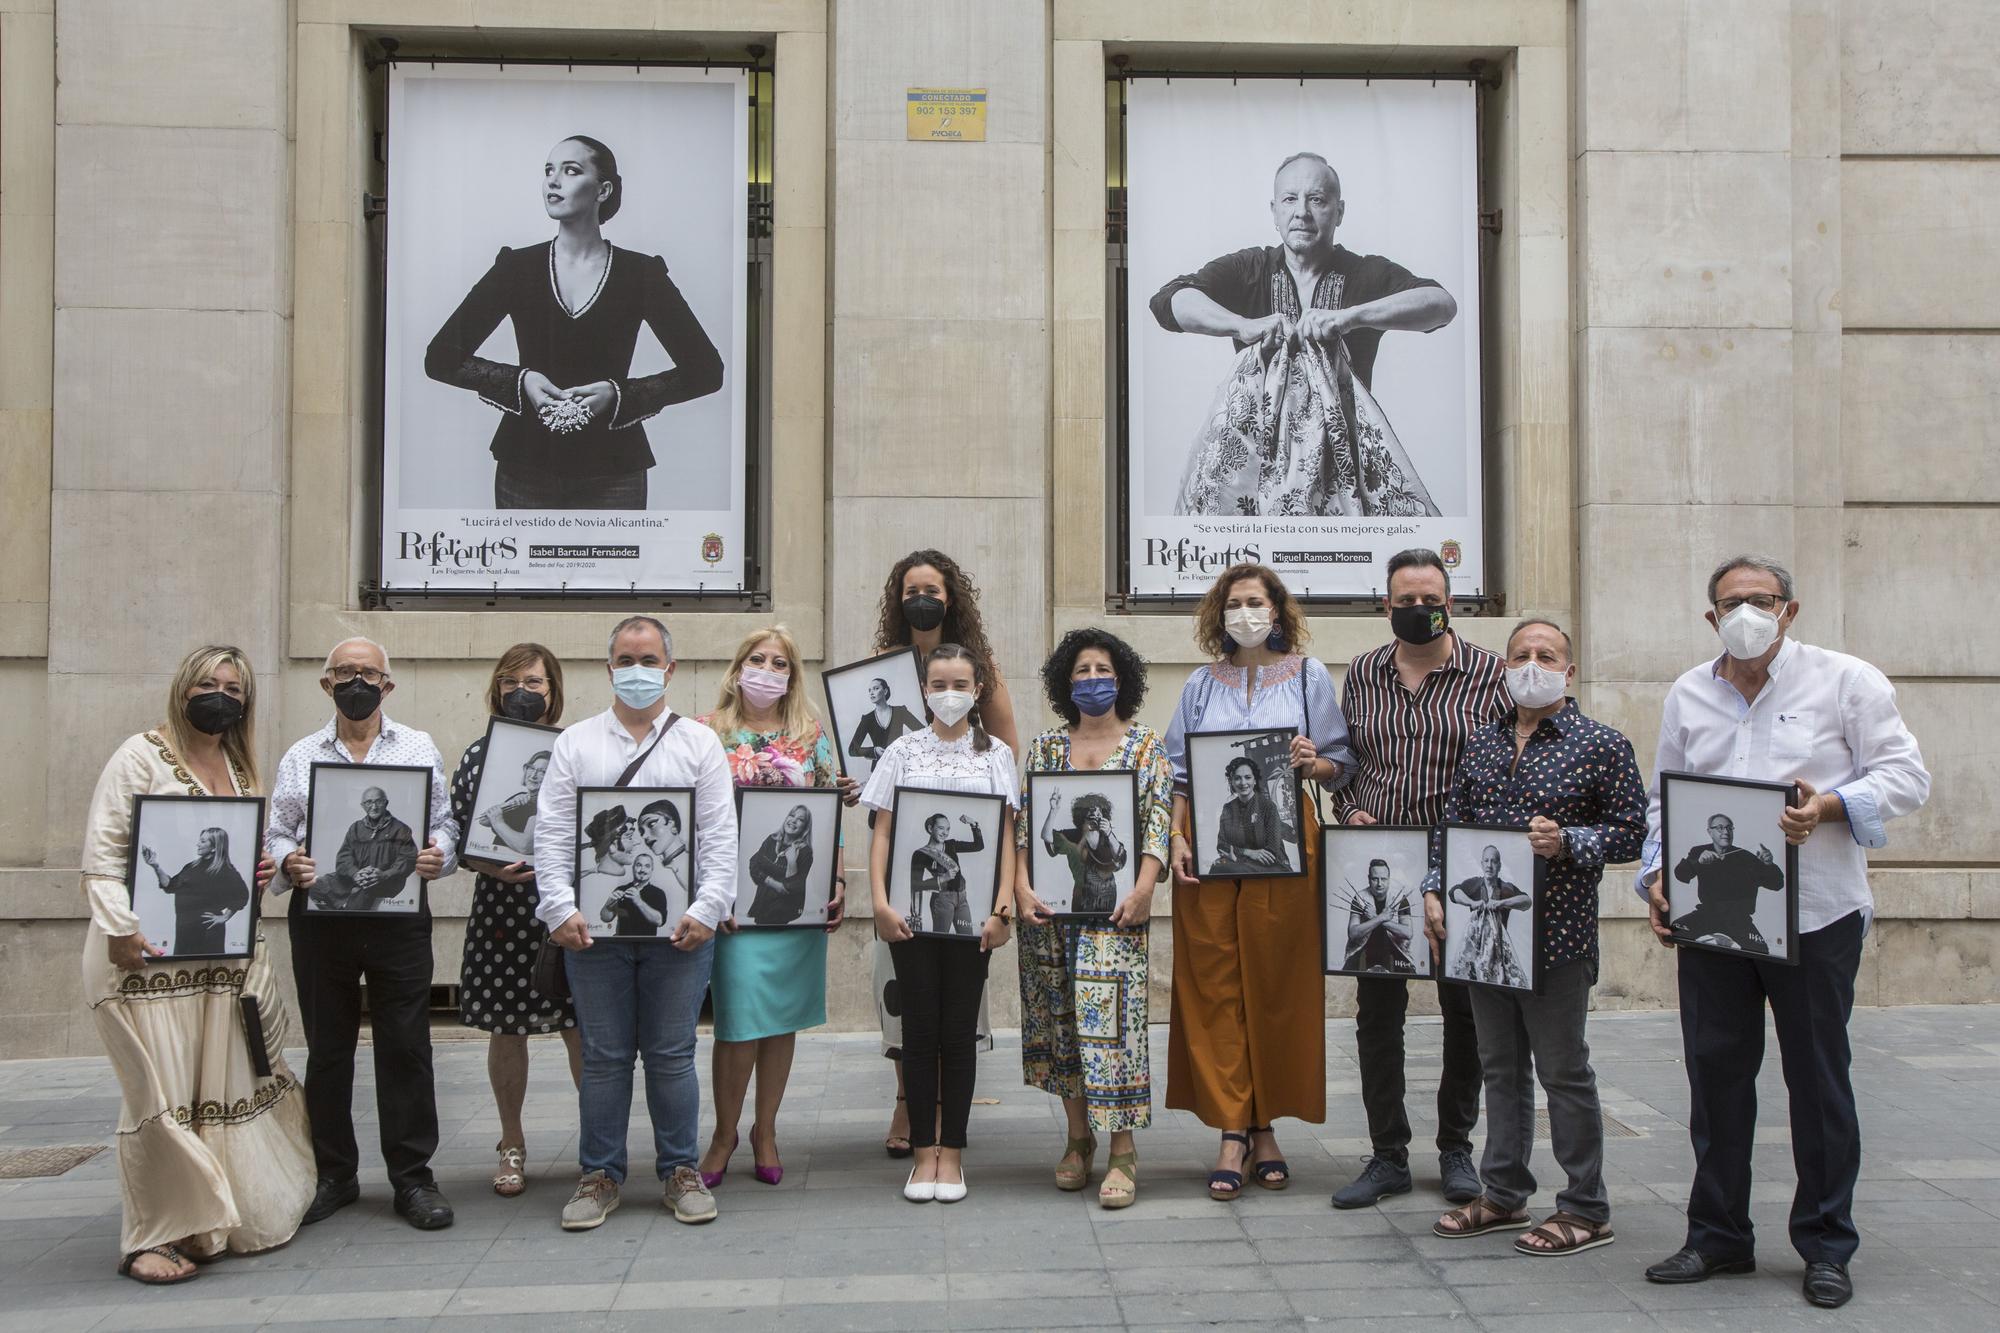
[{"xmin": 531, "ymin": 715, "xmax": 683, "ymax": 1001}]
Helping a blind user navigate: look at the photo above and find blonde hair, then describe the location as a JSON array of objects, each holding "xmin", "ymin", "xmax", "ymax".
[
  {"xmin": 166, "ymin": 645, "xmax": 261, "ymax": 793},
  {"xmin": 708, "ymin": 626, "xmax": 821, "ymax": 746}
]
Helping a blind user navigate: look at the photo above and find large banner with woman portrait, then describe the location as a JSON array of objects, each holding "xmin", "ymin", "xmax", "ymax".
[
  {"xmin": 381, "ymin": 63, "xmax": 749, "ymax": 594},
  {"xmin": 1124, "ymin": 76, "xmax": 1484, "ymax": 599}
]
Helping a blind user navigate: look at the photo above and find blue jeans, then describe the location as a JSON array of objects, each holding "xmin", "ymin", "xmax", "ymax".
[{"xmin": 565, "ymin": 937, "xmax": 714, "ymax": 1183}]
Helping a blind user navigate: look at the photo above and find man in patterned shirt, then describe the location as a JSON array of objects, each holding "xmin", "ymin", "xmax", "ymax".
[{"xmin": 1422, "ymin": 617, "xmax": 1646, "ymax": 1256}]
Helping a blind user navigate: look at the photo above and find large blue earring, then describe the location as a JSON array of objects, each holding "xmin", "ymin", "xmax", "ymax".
[
  {"xmin": 1220, "ymin": 635, "xmax": 1240, "ymax": 655},
  {"xmin": 1267, "ymin": 627, "xmax": 1289, "ymax": 653}
]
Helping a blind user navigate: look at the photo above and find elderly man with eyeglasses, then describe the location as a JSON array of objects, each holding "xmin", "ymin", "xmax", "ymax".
[
  {"xmin": 1636, "ymin": 556, "xmax": 1930, "ymax": 1310},
  {"xmin": 266, "ymin": 637, "xmax": 460, "ymax": 1231}
]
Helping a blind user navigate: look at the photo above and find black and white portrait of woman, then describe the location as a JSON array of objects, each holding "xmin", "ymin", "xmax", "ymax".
[
  {"xmin": 126, "ymin": 794, "xmax": 265, "ymax": 960},
  {"xmin": 382, "ymin": 64, "xmax": 748, "ymax": 593}
]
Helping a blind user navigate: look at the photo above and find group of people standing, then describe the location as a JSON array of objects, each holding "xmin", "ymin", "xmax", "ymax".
[{"xmin": 78, "ymin": 547, "xmax": 1928, "ymax": 1313}]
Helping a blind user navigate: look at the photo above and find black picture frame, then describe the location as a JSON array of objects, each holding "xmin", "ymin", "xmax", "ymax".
[
  {"xmin": 575, "ymin": 786, "xmax": 698, "ymax": 940},
  {"xmin": 821, "ymin": 647, "xmax": 928, "ymax": 786},
  {"xmin": 1438, "ymin": 823, "xmax": 1545, "ymax": 994},
  {"xmin": 733, "ymin": 787, "xmax": 842, "ymax": 930},
  {"xmin": 459, "ymin": 715, "xmax": 563, "ymax": 874},
  {"xmin": 302, "ymin": 762, "xmax": 435, "ymax": 917},
  {"xmin": 1321, "ymin": 824, "xmax": 1433, "ymax": 979},
  {"xmin": 1185, "ymin": 728, "xmax": 1307, "ymax": 881},
  {"xmin": 124, "ymin": 793, "xmax": 266, "ymax": 961},
  {"xmin": 1026, "ymin": 770, "xmax": 1142, "ymax": 919},
  {"xmin": 886, "ymin": 785, "xmax": 1007, "ymax": 940},
  {"xmin": 1659, "ymin": 769, "xmax": 1802, "ymax": 966}
]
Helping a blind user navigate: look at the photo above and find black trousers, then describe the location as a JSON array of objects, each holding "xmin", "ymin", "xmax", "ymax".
[
  {"xmin": 290, "ymin": 915, "xmax": 439, "ymax": 1191},
  {"xmin": 1679, "ymin": 909, "xmax": 1866, "ymax": 1266},
  {"xmin": 1354, "ymin": 974, "xmax": 1483, "ymax": 1160},
  {"xmin": 494, "ymin": 462, "xmax": 646, "ymax": 511},
  {"xmin": 890, "ymin": 938, "xmax": 990, "ymax": 1150}
]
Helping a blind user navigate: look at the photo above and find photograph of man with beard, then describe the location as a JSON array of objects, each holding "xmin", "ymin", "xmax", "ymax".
[
  {"xmin": 1671, "ymin": 813, "xmax": 1786, "ymax": 955},
  {"xmin": 313, "ymin": 786, "xmax": 420, "ymax": 912},
  {"xmin": 1150, "ymin": 151, "xmax": 1457, "ymax": 518},
  {"xmin": 1343, "ymin": 857, "xmax": 1420, "ymax": 976},
  {"xmin": 599, "ymin": 850, "xmax": 669, "ymax": 938}
]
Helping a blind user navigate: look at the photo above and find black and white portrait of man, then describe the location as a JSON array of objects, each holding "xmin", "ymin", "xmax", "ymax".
[
  {"xmin": 1661, "ymin": 773, "xmax": 1797, "ymax": 961},
  {"xmin": 303, "ymin": 765, "xmax": 434, "ymax": 916}
]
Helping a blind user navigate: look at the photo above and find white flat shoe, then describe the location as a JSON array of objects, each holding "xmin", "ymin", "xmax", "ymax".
[
  {"xmin": 935, "ymin": 1168, "xmax": 967, "ymax": 1204},
  {"xmin": 903, "ymin": 1165, "xmax": 935, "ymax": 1203}
]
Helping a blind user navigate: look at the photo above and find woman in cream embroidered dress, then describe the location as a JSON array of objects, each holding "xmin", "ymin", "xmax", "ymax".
[{"xmin": 80, "ymin": 646, "xmax": 314, "ymax": 1284}]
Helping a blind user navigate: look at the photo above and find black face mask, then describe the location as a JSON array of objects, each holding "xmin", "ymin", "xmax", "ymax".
[
  {"xmin": 332, "ymin": 677, "xmax": 383, "ymax": 722},
  {"xmin": 501, "ymin": 687, "xmax": 547, "ymax": 722},
  {"xmin": 186, "ymin": 690, "xmax": 244, "ymax": 736},
  {"xmin": 902, "ymin": 594, "xmax": 946, "ymax": 633},
  {"xmin": 1389, "ymin": 603, "xmax": 1449, "ymax": 646}
]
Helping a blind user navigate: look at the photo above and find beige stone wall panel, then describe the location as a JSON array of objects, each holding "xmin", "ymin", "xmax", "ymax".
[
  {"xmin": 1053, "ymin": 0, "xmax": 1567, "ymax": 49},
  {"xmin": 1840, "ymin": 334, "xmax": 2000, "ymax": 503},
  {"xmin": 0, "ymin": 663, "xmax": 47, "ymax": 863},
  {"xmin": 1874, "ymin": 680, "xmax": 1996, "ymax": 863},
  {"xmin": 1050, "ymin": 39, "xmax": 1105, "ymax": 234},
  {"xmin": 41, "ymin": 671, "xmax": 174, "ymax": 864},
  {"xmin": 833, "ymin": 0, "xmax": 1045, "ymax": 145},
  {"xmin": 1579, "ymin": 150, "xmax": 1793, "ymax": 331},
  {"xmin": 1840, "ymin": 0, "xmax": 2000, "ymax": 155},
  {"xmin": 1841, "ymin": 160, "xmax": 2000, "ymax": 329},
  {"xmin": 54, "ymin": 0, "xmax": 287, "ymax": 131},
  {"xmin": 773, "ymin": 30, "xmax": 828, "ymax": 230},
  {"xmin": 1575, "ymin": 0, "xmax": 1790, "ymax": 154},
  {"xmin": 0, "ymin": 11, "xmax": 56, "ymax": 224},
  {"xmin": 1841, "ymin": 510, "xmax": 2000, "ymax": 678}
]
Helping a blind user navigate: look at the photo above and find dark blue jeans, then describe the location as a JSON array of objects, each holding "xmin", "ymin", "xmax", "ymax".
[
  {"xmin": 566, "ymin": 937, "xmax": 714, "ymax": 1183},
  {"xmin": 1678, "ymin": 909, "xmax": 1867, "ymax": 1265}
]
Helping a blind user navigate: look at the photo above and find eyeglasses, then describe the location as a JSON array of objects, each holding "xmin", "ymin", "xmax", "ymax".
[
  {"xmin": 1713, "ymin": 594, "xmax": 1784, "ymax": 616},
  {"xmin": 328, "ymin": 665, "xmax": 388, "ymax": 685},
  {"xmin": 497, "ymin": 676, "xmax": 549, "ymax": 692}
]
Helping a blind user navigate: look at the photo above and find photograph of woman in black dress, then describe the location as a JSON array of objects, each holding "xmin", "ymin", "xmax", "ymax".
[
  {"xmin": 424, "ymin": 134, "xmax": 724, "ymax": 510},
  {"xmin": 1210, "ymin": 756, "xmax": 1292, "ymax": 876},
  {"xmin": 138, "ymin": 827, "xmax": 251, "ymax": 957},
  {"xmin": 745, "ymin": 804, "xmax": 816, "ymax": 927}
]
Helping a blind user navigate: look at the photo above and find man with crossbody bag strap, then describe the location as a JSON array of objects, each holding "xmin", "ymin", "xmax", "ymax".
[{"xmin": 532, "ymin": 616, "xmax": 739, "ymax": 1232}]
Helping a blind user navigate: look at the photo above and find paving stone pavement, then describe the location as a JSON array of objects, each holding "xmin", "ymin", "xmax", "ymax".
[{"xmin": 2, "ymin": 1005, "xmax": 1998, "ymax": 1331}]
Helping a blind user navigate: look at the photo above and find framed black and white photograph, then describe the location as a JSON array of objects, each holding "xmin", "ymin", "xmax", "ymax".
[
  {"xmin": 460, "ymin": 716, "xmax": 561, "ymax": 873},
  {"xmin": 303, "ymin": 764, "xmax": 434, "ymax": 917},
  {"xmin": 1439, "ymin": 825, "xmax": 1542, "ymax": 993},
  {"xmin": 380, "ymin": 62, "xmax": 750, "ymax": 594},
  {"xmin": 734, "ymin": 787, "xmax": 841, "ymax": 929},
  {"xmin": 1123, "ymin": 74, "xmax": 1484, "ymax": 598},
  {"xmin": 1025, "ymin": 771, "xmax": 1140, "ymax": 917},
  {"xmin": 886, "ymin": 787, "xmax": 1006, "ymax": 940},
  {"xmin": 822, "ymin": 648, "xmax": 927, "ymax": 788},
  {"xmin": 1660, "ymin": 770, "xmax": 1801, "ymax": 965},
  {"xmin": 1322, "ymin": 825, "xmax": 1431, "ymax": 979},
  {"xmin": 125, "ymin": 794, "xmax": 264, "ymax": 960},
  {"xmin": 575, "ymin": 787, "xmax": 695, "ymax": 939},
  {"xmin": 1186, "ymin": 729, "xmax": 1305, "ymax": 880}
]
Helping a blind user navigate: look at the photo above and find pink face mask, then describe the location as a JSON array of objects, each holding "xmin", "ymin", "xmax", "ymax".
[{"xmin": 738, "ymin": 665, "xmax": 789, "ymax": 709}]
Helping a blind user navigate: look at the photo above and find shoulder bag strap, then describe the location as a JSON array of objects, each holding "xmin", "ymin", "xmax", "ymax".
[{"xmin": 616, "ymin": 712, "xmax": 681, "ymax": 788}]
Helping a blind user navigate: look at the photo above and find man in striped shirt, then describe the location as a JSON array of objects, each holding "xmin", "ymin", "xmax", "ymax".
[{"xmin": 1329, "ymin": 548, "xmax": 1510, "ymax": 1210}]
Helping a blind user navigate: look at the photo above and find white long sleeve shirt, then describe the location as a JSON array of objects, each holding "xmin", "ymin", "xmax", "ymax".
[
  {"xmin": 265, "ymin": 715, "xmax": 460, "ymax": 896},
  {"xmin": 1636, "ymin": 638, "xmax": 1930, "ymax": 933},
  {"xmin": 533, "ymin": 706, "xmax": 739, "ymax": 933}
]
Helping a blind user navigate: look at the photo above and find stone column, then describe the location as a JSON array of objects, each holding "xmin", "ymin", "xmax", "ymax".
[{"xmin": 45, "ymin": 0, "xmax": 291, "ymax": 859}]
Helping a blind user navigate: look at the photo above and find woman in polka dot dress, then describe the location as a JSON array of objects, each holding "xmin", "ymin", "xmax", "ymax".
[{"xmin": 450, "ymin": 643, "xmax": 580, "ymax": 1196}]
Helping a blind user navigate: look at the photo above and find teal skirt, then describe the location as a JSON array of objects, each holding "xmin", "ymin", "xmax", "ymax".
[{"xmin": 711, "ymin": 928, "xmax": 827, "ymax": 1042}]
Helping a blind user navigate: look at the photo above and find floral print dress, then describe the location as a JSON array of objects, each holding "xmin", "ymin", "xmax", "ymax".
[{"xmin": 1014, "ymin": 724, "xmax": 1174, "ymax": 1133}]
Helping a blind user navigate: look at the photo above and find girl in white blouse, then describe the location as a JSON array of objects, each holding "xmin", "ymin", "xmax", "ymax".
[{"xmin": 861, "ymin": 644, "xmax": 1018, "ymax": 1203}]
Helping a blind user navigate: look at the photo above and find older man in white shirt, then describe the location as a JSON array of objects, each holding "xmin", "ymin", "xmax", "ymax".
[
  {"xmin": 533, "ymin": 615, "xmax": 738, "ymax": 1232},
  {"xmin": 1636, "ymin": 556, "xmax": 1929, "ymax": 1311}
]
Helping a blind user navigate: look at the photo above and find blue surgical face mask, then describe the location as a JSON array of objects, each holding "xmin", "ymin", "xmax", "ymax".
[
  {"xmin": 1071, "ymin": 677, "xmax": 1119, "ymax": 718},
  {"xmin": 611, "ymin": 664, "xmax": 667, "ymax": 709}
]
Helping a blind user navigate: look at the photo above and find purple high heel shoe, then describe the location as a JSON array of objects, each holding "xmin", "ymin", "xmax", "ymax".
[
  {"xmin": 751, "ymin": 1124, "xmax": 783, "ymax": 1186},
  {"xmin": 700, "ymin": 1132, "xmax": 738, "ymax": 1189}
]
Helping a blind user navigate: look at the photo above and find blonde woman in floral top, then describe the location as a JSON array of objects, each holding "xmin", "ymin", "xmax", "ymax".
[
  {"xmin": 696, "ymin": 627, "xmax": 855, "ymax": 1188},
  {"xmin": 1014, "ymin": 629, "xmax": 1173, "ymax": 1209}
]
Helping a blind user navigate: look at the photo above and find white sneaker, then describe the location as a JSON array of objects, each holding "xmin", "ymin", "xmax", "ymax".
[
  {"xmin": 935, "ymin": 1165, "xmax": 967, "ymax": 1204},
  {"xmin": 903, "ymin": 1163, "xmax": 935, "ymax": 1203}
]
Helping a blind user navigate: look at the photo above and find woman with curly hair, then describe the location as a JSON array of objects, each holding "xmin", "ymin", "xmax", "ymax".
[
  {"xmin": 1165, "ymin": 563, "xmax": 1353, "ymax": 1200},
  {"xmin": 1013, "ymin": 628, "xmax": 1173, "ymax": 1208},
  {"xmin": 868, "ymin": 550, "xmax": 1018, "ymax": 1157}
]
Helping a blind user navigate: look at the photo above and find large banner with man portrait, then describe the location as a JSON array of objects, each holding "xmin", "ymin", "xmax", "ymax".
[
  {"xmin": 381, "ymin": 63, "xmax": 748, "ymax": 594},
  {"xmin": 1124, "ymin": 77, "xmax": 1484, "ymax": 599}
]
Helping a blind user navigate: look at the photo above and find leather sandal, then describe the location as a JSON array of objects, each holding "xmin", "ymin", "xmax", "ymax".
[
  {"xmin": 885, "ymin": 1095, "xmax": 913, "ymax": 1159},
  {"xmin": 492, "ymin": 1143, "xmax": 526, "ymax": 1197},
  {"xmin": 1099, "ymin": 1150, "xmax": 1138, "ymax": 1210},
  {"xmin": 119, "ymin": 1244, "xmax": 197, "ymax": 1285},
  {"xmin": 1515, "ymin": 1211, "xmax": 1615, "ymax": 1256},
  {"xmin": 1433, "ymin": 1195, "xmax": 1533, "ymax": 1238},
  {"xmin": 1055, "ymin": 1134, "xmax": 1097, "ymax": 1191},
  {"xmin": 1209, "ymin": 1131, "xmax": 1250, "ymax": 1201},
  {"xmin": 1247, "ymin": 1124, "xmax": 1289, "ymax": 1190}
]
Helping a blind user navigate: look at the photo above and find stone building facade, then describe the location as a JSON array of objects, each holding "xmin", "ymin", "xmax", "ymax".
[{"xmin": 1, "ymin": 0, "xmax": 1991, "ymax": 1057}]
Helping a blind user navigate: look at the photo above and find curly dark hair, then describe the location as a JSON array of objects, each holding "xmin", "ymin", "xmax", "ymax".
[
  {"xmin": 1193, "ymin": 562, "xmax": 1310, "ymax": 659},
  {"xmin": 1070, "ymin": 792, "xmax": 1114, "ymax": 824},
  {"xmin": 874, "ymin": 550, "xmax": 996, "ymax": 693},
  {"xmin": 1040, "ymin": 627, "xmax": 1148, "ymax": 725}
]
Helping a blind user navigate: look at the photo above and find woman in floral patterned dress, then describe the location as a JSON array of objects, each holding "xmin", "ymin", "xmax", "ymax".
[
  {"xmin": 1014, "ymin": 629, "xmax": 1173, "ymax": 1209},
  {"xmin": 696, "ymin": 626, "xmax": 855, "ymax": 1186}
]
